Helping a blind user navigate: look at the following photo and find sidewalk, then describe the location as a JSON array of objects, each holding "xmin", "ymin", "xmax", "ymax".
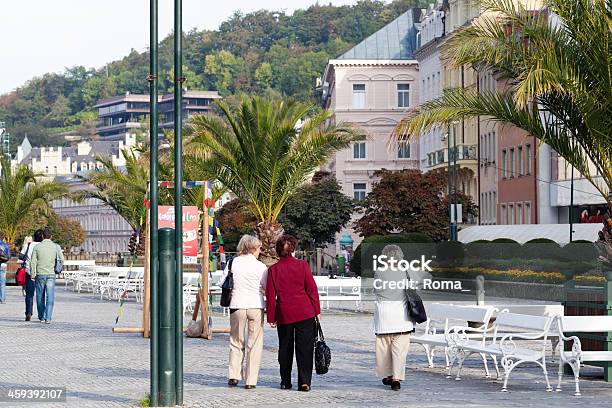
[{"xmin": 0, "ymin": 285, "xmax": 611, "ymax": 407}]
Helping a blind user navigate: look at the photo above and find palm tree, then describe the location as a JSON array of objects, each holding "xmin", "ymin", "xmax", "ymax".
[
  {"xmin": 79, "ymin": 150, "xmax": 152, "ymax": 236},
  {"xmin": 185, "ymin": 96, "xmax": 363, "ymax": 263},
  {"xmin": 396, "ymin": 0, "xmax": 611, "ymax": 206},
  {"xmin": 0, "ymin": 156, "xmax": 68, "ymax": 246}
]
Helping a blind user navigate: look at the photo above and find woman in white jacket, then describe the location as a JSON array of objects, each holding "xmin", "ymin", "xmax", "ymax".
[
  {"xmin": 220, "ymin": 234, "xmax": 268, "ymax": 389},
  {"xmin": 373, "ymin": 244, "xmax": 414, "ymax": 391}
]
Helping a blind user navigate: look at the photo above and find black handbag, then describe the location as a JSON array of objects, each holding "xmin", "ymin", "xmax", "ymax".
[
  {"xmin": 219, "ymin": 257, "xmax": 234, "ymax": 307},
  {"xmin": 405, "ymin": 288, "xmax": 427, "ymax": 324},
  {"xmin": 314, "ymin": 317, "xmax": 331, "ymax": 375}
]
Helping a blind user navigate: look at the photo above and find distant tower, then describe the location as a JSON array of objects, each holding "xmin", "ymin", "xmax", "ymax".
[{"xmin": 0, "ymin": 122, "xmax": 9, "ymax": 156}]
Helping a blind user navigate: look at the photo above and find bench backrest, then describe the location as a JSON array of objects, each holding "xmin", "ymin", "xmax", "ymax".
[
  {"xmin": 426, "ymin": 303, "xmax": 494, "ymax": 324},
  {"xmin": 560, "ymin": 316, "xmax": 612, "ymax": 333},
  {"xmin": 497, "ymin": 304, "xmax": 563, "ymax": 317},
  {"xmin": 495, "ymin": 312, "xmax": 553, "ymax": 332}
]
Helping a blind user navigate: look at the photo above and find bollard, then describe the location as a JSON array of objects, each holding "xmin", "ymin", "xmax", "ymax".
[
  {"xmin": 158, "ymin": 228, "xmax": 176, "ymax": 406},
  {"xmin": 476, "ymin": 275, "xmax": 485, "ymax": 305}
]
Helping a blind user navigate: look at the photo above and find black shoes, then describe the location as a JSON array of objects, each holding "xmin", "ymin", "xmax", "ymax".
[
  {"xmin": 228, "ymin": 379, "xmax": 238, "ymax": 387},
  {"xmin": 391, "ymin": 380, "xmax": 401, "ymax": 391},
  {"xmin": 382, "ymin": 377, "xmax": 393, "ymax": 386},
  {"xmin": 298, "ymin": 384, "xmax": 310, "ymax": 392},
  {"xmin": 245, "ymin": 385, "xmax": 256, "ymax": 389},
  {"xmin": 25, "ymin": 314, "xmax": 31, "ymax": 321},
  {"xmin": 280, "ymin": 382, "xmax": 292, "ymax": 390}
]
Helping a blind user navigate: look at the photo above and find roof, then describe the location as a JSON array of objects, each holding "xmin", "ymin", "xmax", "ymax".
[
  {"xmin": 338, "ymin": 9, "xmax": 421, "ymax": 60},
  {"xmin": 160, "ymin": 90, "xmax": 221, "ymax": 102},
  {"xmin": 94, "ymin": 94, "xmax": 150, "ymax": 108},
  {"xmin": 458, "ymin": 224, "xmax": 602, "ymax": 245}
]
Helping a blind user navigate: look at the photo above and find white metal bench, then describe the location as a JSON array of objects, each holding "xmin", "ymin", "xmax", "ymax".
[
  {"xmin": 556, "ymin": 315, "xmax": 612, "ymax": 396},
  {"xmin": 314, "ymin": 276, "xmax": 361, "ymax": 310},
  {"xmin": 447, "ymin": 311, "xmax": 555, "ymax": 392},
  {"xmin": 412, "ymin": 304, "xmax": 496, "ymax": 376}
]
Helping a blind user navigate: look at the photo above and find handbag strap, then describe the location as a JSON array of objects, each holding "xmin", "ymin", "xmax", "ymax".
[
  {"xmin": 21, "ymin": 243, "xmax": 31, "ymax": 267},
  {"xmin": 315, "ymin": 316, "xmax": 324, "ymax": 341}
]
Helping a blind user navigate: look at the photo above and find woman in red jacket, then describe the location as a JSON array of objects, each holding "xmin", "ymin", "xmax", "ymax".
[{"xmin": 266, "ymin": 234, "xmax": 321, "ymax": 392}]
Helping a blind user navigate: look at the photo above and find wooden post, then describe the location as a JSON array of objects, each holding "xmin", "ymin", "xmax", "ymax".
[
  {"xmin": 200, "ymin": 183, "xmax": 211, "ymax": 339},
  {"xmin": 143, "ymin": 208, "xmax": 151, "ymax": 338}
]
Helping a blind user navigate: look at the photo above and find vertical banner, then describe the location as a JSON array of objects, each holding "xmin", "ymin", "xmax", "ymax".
[{"xmin": 158, "ymin": 206, "xmax": 199, "ymax": 264}]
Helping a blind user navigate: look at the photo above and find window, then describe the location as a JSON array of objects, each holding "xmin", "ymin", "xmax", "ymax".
[
  {"xmin": 517, "ymin": 203, "xmax": 523, "ymax": 224},
  {"xmin": 352, "ymin": 84, "xmax": 366, "ymax": 109},
  {"xmin": 490, "ymin": 131, "xmax": 496, "ymax": 163},
  {"xmin": 493, "ymin": 191, "xmax": 497, "ymax": 223},
  {"xmin": 397, "ymin": 84, "xmax": 410, "ymax": 107},
  {"xmin": 437, "ymin": 150, "xmax": 445, "ymax": 164},
  {"xmin": 518, "ymin": 146, "xmax": 523, "ymax": 175},
  {"xmin": 509, "ymin": 204, "xmax": 515, "ymax": 224},
  {"xmin": 502, "ymin": 149, "xmax": 507, "ymax": 178},
  {"xmin": 525, "ymin": 202, "xmax": 531, "ymax": 224},
  {"xmin": 509, "ymin": 148, "xmax": 515, "ymax": 177},
  {"xmin": 353, "ymin": 183, "xmax": 367, "ymax": 201},
  {"xmin": 353, "ymin": 142, "xmax": 366, "ymax": 159},
  {"xmin": 397, "ymin": 140, "xmax": 410, "ymax": 158},
  {"xmin": 526, "ymin": 144, "xmax": 532, "ymax": 174},
  {"xmin": 501, "ymin": 204, "xmax": 507, "ymax": 224}
]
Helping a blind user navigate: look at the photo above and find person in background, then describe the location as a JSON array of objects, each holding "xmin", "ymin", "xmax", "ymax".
[
  {"xmin": 220, "ymin": 235, "xmax": 267, "ymax": 389},
  {"xmin": 20, "ymin": 230, "xmax": 43, "ymax": 321},
  {"xmin": 31, "ymin": 228, "xmax": 64, "ymax": 324},
  {"xmin": 374, "ymin": 244, "xmax": 415, "ymax": 391},
  {"xmin": 0, "ymin": 231, "xmax": 12, "ymax": 304},
  {"xmin": 266, "ymin": 234, "xmax": 320, "ymax": 392}
]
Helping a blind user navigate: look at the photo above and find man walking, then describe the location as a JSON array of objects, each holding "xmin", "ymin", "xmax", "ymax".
[{"xmin": 31, "ymin": 228, "xmax": 64, "ymax": 323}]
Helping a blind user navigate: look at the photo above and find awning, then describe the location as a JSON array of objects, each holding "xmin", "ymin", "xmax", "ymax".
[{"xmin": 458, "ymin": 223, "xmax": 601, "ymax": 245}]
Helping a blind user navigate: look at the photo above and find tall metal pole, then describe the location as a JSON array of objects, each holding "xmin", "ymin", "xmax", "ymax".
[
  {"xmin": 452, "ymin": 123, "xmax": 459, "ymax": 240},
  {"xmin": 569, "ymin": 136, "xmax": 575, "ymax": 243},
  {"xmin": 173, "ymin": 0, "xmax": 184, "ymax": 404},
  {"xmin": 447, "ymin": 126, "xmax": 452, "ymax": 240},
  {"xmin": 148, "ymin": 0, "xmax": 160, "ymax": 405}
]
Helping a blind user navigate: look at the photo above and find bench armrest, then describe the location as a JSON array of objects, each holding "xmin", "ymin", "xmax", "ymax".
[
  {"xmin": 445, "ymin": 325, "xmax": 479, "ymax": 347},
  {"xmin": 558, "ymin": 335, "xmax": 582, "ymax": 362}
]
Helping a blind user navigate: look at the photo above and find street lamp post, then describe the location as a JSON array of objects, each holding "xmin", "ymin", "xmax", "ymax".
[
  {"xmin": 148, "ymin": 0, "xmax": 160, "ymax": 405},
  {"xmin": 448, "ymin": 121, "xmax": 459, "ymax": 241},
  {"xmin": 453, "ymin": 121, "xmax": 459, "ymax": 240},
  {"xmin": 173, "ymin": 0, "xmax": 184, "ymax": 404}
]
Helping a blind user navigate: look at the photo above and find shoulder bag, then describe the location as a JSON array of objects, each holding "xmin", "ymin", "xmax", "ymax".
[{"xmin": 219, "ymin": 257, "xmax": 234, "ymax": 307}]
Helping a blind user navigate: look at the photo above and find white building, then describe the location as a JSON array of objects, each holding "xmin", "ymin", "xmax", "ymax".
[{"xmin": 320, "ymin": 9, "xmax": 422, "ymax": 248}]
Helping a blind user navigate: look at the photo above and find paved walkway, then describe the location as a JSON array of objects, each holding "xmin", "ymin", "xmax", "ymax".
[{"xmin": 1, "ymin": 284, "xmax": 612, "ymax": 407}]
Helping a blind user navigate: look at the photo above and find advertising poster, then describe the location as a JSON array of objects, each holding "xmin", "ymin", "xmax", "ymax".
[{"xmin": 158, "ymin": 206, "xmax": 199, "ymax": 264}]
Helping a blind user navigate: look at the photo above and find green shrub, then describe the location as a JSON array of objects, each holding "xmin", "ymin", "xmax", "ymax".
[
  {"xmin": 522, "ymin": 238, "xmax": 562, "ymax": 260},
  {"xmin": 435, "ymin": 241, "xmax": 465, "ymax": 267},
  {"xmin": 465, "ymin": 240, "xmax": 491, "ymax": 259},
  {"xmin": 490, "ymin": 238, "xmax": 522, "ymax": 259},
  {"xmin": 561, "ymin": 241, "xmax": 599, "ymax": 264}
]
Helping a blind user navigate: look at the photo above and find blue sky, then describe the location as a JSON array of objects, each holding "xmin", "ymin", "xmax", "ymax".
[{"xmin": 0, "ymin": 0, "xmax": 356, "ymax": 94}]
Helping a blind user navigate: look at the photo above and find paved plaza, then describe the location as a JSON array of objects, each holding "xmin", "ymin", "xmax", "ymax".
[{"xmin": 1, "ymin": 284, "xmax": 612, "ymax": 408}]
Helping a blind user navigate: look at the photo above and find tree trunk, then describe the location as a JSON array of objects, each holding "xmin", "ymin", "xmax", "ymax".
[{"xmin": 255, "ymin": 220, "xmax": 284, "ymax": 267}]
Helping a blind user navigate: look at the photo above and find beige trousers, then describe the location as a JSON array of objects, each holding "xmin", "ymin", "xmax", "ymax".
[
  {"xmin": 229, "ymin": 308, "xmax": 264, "ymax": 385},
  {"xmin": 375, "ymin": 333, "xmax": 411, "ymax": 380}
]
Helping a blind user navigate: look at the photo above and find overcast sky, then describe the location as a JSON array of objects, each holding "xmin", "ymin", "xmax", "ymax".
[{"xmin": 0, "ymin": 0, "xmax": 357, "ymax": 94}]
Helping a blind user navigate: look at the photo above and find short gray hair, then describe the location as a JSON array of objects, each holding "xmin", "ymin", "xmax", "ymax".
[
  {"xmin": 381, "ymin": 244, "xmax": 404, "ymax": 261},
  {"xmin": 237, "ymin": 235, "xmax": 262, "ymax": 255}
]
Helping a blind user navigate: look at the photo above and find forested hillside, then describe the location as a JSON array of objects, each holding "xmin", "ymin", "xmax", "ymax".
[{"xmin": 0, "ymin": 0, "xmax": 422, "ymax": 150}]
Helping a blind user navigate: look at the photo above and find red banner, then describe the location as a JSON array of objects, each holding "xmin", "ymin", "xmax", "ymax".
[{"xmin": 158, "ymin": 206, "xmax": 199, "ymax": 264}]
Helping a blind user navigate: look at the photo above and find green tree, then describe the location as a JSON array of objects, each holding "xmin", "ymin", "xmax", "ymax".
[
  {"xmin": 215, "ymin": 199, "xmax": 259, "ymax": 252},
  {"xmin": 204, "ymin": 50, "xmax": 250, "ymax": 96},
  {"xmin": 0, "ymin": 157, "xmax": 68, "ymax": 246},
  {"xmin": 278, "ymin": 173, "xmax": 355, "ymax": 249},
  {"xmin": 185, "ymin": 97, "xmax": 363, "ymax": 262},
  {"xmin": 398, "ymin": 0, "xmax": 612, "ymax": 206},
  {"xmin": 254, "ymin": 62, "xmax": 274, "ymax": 90}
]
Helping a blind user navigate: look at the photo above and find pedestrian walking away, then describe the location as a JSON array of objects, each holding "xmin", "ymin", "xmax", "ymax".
[
  {"xmin": 31, "ymin": 228, "xmax": 64, "ymax": 324},
  {"xmin": 219, "ymin": 234, "xmax": 268, "ymax": 389},
  {"xmin": 19, "ymin": 230, "xmax": 43, "ymax": 321},
  {"xmin": 373, "ymin": 244, "xmax": 416, "ymax": 391},
  {"xmin": 0, "ymin": 231, "xmax": 12, "ymax": 304},
  {"xmin": 266, "ymin": 234, "xmax": 321, "ymax": 392}
]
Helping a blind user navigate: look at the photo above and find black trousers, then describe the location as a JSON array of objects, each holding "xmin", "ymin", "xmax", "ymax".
[{"xmin": 277, "ymin": 317, "xmax": 316, "ymax": 386}]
